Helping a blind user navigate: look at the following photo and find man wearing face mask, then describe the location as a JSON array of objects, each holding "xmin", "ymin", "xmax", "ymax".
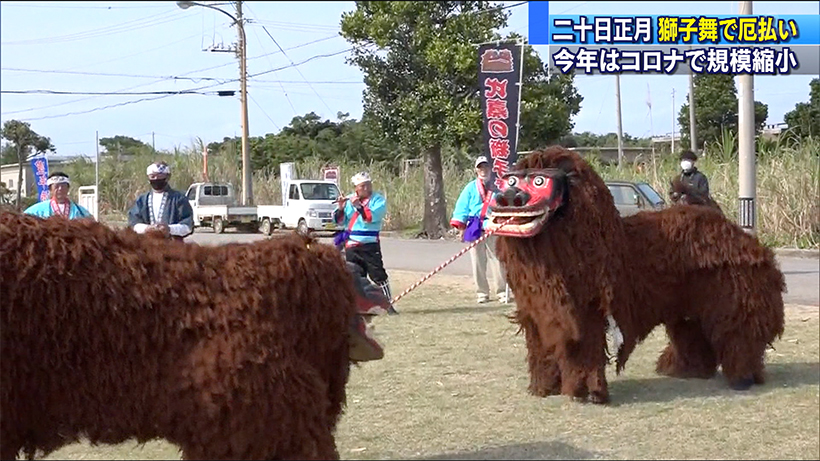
[
  {"xmin": 127, "ymin": 161, "xmax": 194, "ymax": 242},
  {"xmin": 450, "ymin": 156, "xmax": 508, "ymax": 304},
  {"xmin": 678, "ymin": 150, "xmax": 710, "ymax": 199}
]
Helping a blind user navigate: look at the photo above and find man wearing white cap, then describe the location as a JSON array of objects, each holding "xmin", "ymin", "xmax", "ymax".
[
  {"xmin": 127, "ymin": 161, "xmax": 194, "ymax": 242},
  {"xmin": 450, "ymin": 156, "xmax": 508, "ymax": 304},
  {"xmin": 24, "ymin": 171, "xmax": 93, "ymax": 220},
  {"xmin": 333, "ymin": 171, "xmax": 397, "ymax": 314}
]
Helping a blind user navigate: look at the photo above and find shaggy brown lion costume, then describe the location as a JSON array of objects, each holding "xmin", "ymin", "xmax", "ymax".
[
  {"xmin": 486, "ymin": 146, "xmax": 785, "ymax": 404},
  {"xmin": 0, "ymin": 211, "xmax": 388, "ymax": 460}
]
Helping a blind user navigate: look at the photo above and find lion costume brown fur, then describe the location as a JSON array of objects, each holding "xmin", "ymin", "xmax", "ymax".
[
  {"xmin": 0, "ymin": 211, "xmax": 361, "ymax": 460},
  {"xmin": 487, "ymin": 146, "xmax": 785, "ymax": 404}
]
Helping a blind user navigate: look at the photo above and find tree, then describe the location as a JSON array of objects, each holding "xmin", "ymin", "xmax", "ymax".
[
  {"xmin": 783, "ymin": 78, "xmax": 820, "ymax": 139},
  {"xmin": 98, "ymin": 135, "xmax": 151, "ymax": 159},
  {"xmin": 677, "ymin": 74, "xmax": 768, "ymax": 150},
  {"xmin": 341, "ymin": 1, "xmax": 512, "ymax": 238},
  {"xmin": 0, "ymin": 120, "xmax": 55, "ymax": 209}
]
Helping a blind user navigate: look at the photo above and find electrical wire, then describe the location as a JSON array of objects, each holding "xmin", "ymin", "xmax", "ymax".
[
  {"xmin": 0, "ymin": 1, "xmax": 178, "ymax": 9},
  {"xmin": 5, "ymin": 46, "xmax": 360, "ymax": 121},
  {"xmin": 0, "ymin": 35, "xmax": 340, "ymax": 116},
  {"xmin": 2, "ymin": 90, "xmax": 226, "ymax": 96},
  {"xmin": 244, "ymin": 8, "xmax": 299, "ymax": 117},
  {"xmin": 0, "ymin": 10, "xmax": 186, "ymax": 46},
  {"xmin": 258, "ymin": 22, "xmax": 334, "ymax": 113},
  {"xmin": 248, "ymin": 94, "xmax": 281, "ymax": 131}
]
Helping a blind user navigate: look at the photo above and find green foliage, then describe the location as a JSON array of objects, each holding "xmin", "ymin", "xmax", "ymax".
[
  {"xmin": 340, "ymin": 1, "xmax": 513, "ymax": 237},
  {"xmin": 783, "ymin": 78, "xmax": 820, "ymax": 140},
  {"xmin": 206, "ymin": 112, "xmax": 399, "ymax": 175},
  {"xmin": 98, "ymin": 135, "xmax": 152, "ymax": 157},
  {"xmin": 563, "ymin": 131, "xmax": 652, "ymax": 148},
  {"xmin": 0, "ymin": 119, "xmax": 55, "ymax": 208},
  {"xmin": 340, "ymin": 1, "xmax": 583, "ymax": 237},
  {"xmin": 677, "ymin": 74, "xmax": 769, "ymax": 150}
]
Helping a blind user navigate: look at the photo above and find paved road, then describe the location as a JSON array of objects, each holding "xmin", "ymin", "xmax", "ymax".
[{"xmin": 187, "ymin": 230, "xmax": 819, "ymax": 307}]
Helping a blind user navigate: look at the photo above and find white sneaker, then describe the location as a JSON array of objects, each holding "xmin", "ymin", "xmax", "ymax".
[{"xmin": 477, "ymin": 295, "xmax": 490, "ymax": 304}]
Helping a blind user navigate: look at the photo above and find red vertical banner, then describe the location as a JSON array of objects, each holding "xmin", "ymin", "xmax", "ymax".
[{"xmin": 478, "ymin": 42, "xmax": 523, "ymax": 190}]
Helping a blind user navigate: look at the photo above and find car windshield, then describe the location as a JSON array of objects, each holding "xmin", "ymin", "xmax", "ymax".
[
  {"xmin": 637, "ymin": 183, "xmax": 665, "ymax": 206},
  {"xmin": 300, "ymin": 183, "xmax": 340, "ymax": 200}
]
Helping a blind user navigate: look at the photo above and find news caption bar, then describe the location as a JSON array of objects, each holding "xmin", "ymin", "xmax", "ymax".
[{"xmin": 527, "ymin": 3, "xmax": 820, "ymax": 76}]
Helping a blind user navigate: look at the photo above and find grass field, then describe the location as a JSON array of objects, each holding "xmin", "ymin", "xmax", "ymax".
[{"xmin": 44, "ymin": 271, "xmax": 819, "ymax": 461}]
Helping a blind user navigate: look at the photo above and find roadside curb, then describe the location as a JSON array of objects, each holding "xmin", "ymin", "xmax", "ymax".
[
  {"xmin": 773, "ymin": 248, "xmax": 820, "ymax": 259},
  {"xmin": 102, "ymin": 220, "xmax": 819, "ymax": 257}
]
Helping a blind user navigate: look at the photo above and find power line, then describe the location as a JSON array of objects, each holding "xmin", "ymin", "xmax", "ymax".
[
  {"xmin": 1, "ymin": 67, "xmax": 362, "ymax": 85},
  {"xmin": 0, "ymin": 1, "xmax": 179, "ymax": 9},
  {"xmin": 0, "ymin": 35, "xmax": 340, "ymax": 116},
  {"xmin": 248, "ymin": 48, "xmax": 357, "ymax": 79},
  {"xmin": 248, "ymin": 94, "xmax": 281, "ymax": 131},
  {"xmin": 16, "ymin": 95, "xmax": 177, "ymax": 122},
  {"xmin": 4, "ymin": 47, "xmax": 356, "ymax": 121},
  {"xmin": 258, "ymin": 22, "xmax": 334, "ymax": 113},
  {"xmin": 0, "ymin": 10, "xmax": 186, "ymax": 46},
  {"xmin": 245, "ymin": 10, "xmax": 299, "ymax": 117},
  {"xmin": 13, "ymin": 81, "xmax": 231, "ymax": 122},
  {"xmin": 2, "ymin": 90, "xmax": 227, "ymax": 96},
  {"xmin": 1, "ymin": 67, "xmax": 231, "ymax": 84}
]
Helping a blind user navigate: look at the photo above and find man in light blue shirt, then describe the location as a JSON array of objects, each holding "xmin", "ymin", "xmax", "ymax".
[
  {"xmin": 450, "ymin": 156, "xmax": 508, "ymax": 304},
  {"xmin": 24, "ymin": 172, "xmax": 93, "ymax": 220},
  {"xmin": 334, "ymin": 171, "xmax": 397, "ymax": 314}
]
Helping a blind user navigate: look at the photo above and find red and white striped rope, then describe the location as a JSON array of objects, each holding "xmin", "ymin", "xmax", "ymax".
[{"xmin": 391, "ymin": 217, "xmax": 514, "ymax": 305}]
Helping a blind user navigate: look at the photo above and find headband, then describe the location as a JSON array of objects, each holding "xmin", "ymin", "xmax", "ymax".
[
  {"xmin": 46, "ymin": 175, "xmax": 70, "ymax": 187},
  {"xmin": 147, "ymin": 163, "xmax": 171, "ymax": 176},
  {"xmin": 351, "ymin": 172, "xmax": 371, "ymax": 186}
]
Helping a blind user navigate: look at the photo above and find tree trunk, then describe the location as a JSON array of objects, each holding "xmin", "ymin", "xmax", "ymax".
[
  {"xmin": 15, "ymin": 145, "xmax": 23, "ymax": 210},
  {"xmin": 422, "ymin": 142, "xmax": 448, "ymax": 239}
]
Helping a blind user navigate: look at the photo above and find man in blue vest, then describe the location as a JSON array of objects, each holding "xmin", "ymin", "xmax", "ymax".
[
  {"xmin": 450, "ymin": 156, "xmax": 509, "ymax": 304},
  {"xmin": 24, "ymin": 172, "xmax": 93, "ymax": 220},
  {"xmin": 127, "ymin": 161, "xmax": 194, "ymax": 242},
  {"xmin": 333, "ymin": 171, "xmax": 398, "ymax": 315}
]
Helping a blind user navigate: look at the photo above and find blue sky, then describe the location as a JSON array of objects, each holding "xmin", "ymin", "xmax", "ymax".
[{"xmin": 0, "ymin": 1, "xmax": 817, "ymax": 157}]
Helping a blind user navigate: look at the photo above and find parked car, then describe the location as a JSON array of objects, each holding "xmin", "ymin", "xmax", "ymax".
[
  {"xmin": 185, "ymin": 182, "xmax": 258, "ymax": 233},
  {"xmin": 256, "ymin": 179, "xmax": 343, "ymax": 236},
  {"xmin": 605, "ymin": 180, "xmax": 666, "ymax": 216}
]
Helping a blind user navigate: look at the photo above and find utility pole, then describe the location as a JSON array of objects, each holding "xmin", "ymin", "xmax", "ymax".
[
  {"xmin": 738, "ymin": 1, "xmax": 756, "ymax": 234},
  {"xmin": 176, "ymin": 0, "xmax": 252, "ymax": 205},
  {"xmin": 671, "ymin": 88, "xmax": 676, "ymax": 154},
  {"xmin": 237, "ymin": 1, "xmax": 252, "ymax": 205},
  {"xmin": 152, "ymin": 132, "xmax": 156, "ymax": 153},
  {"xmin": 688, "ymin": 62, "xmax": 697, "ymax": 153},
  {"xmin": 615, "ymin": 74, "xmax": 624, "ymax": 166}
]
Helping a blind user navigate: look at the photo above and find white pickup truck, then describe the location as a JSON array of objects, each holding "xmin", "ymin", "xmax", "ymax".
[
  {"xmin": 256, "ymin": 179, "xmax": 343, "ymax": 235},
  {"xmin": 185, "ymin": 182, "xmax": 258, "ymax": 234}
]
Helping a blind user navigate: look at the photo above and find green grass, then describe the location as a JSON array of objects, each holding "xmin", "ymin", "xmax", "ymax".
[{"xmin": 43, "ymin": 271, "xmax": 820, "ymax": 460}]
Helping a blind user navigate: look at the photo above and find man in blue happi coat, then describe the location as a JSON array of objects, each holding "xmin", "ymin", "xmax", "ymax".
[
  {"xmin": 333, "ymin": 171, "xmax": 398, "ymax": 314},
  {"xmin": 127, "ymin": 161, "xmax": 194, "ymax": 242},
  {"xmin": 450, "ymin": 156, "xmax": 509, "ymax": 304},
  {"xmin": 24, "ymin": 171, "xmax": 94, "ymax": 220}
]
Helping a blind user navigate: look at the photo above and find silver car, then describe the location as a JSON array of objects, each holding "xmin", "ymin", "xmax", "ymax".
[{"xmin": 605, "ymin": 180, "xmax": 667, "ymax": 216}]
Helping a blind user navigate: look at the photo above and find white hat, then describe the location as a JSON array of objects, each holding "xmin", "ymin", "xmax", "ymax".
[
  {"xmin": 351, "ymin": 172, "xmax": 371, "ymax": 186},
  {"xmin": 146, "ymin": 162, "xmax": 171, "ymax": 176},
  {"xmin": 46, "ymin": 173, "xmax": 70, "ymax": 187},
  {"xmin": 475, "ymin": 156, "xmax": 489, "ymax": 168}
]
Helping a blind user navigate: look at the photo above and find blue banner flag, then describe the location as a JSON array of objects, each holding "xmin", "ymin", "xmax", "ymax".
[{"xmin": 30, "ymin": 155, "xmax": 50, "ymax": 202}]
